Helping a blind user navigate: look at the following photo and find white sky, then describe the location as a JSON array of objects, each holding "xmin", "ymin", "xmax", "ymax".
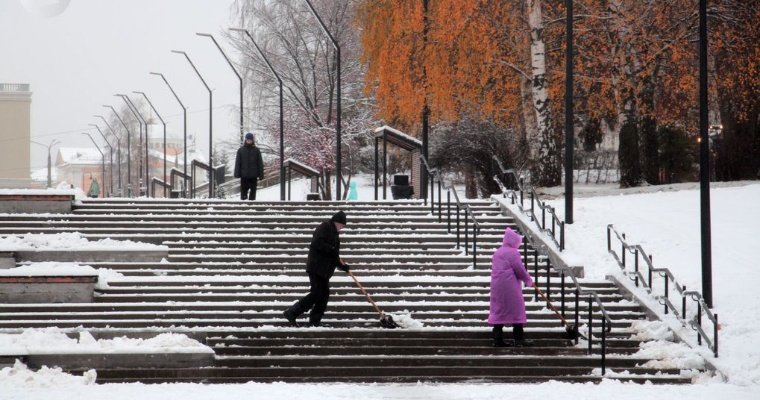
[{"xmin": 0, "ymin": 0, "xmax": 241, "ymax": 173}]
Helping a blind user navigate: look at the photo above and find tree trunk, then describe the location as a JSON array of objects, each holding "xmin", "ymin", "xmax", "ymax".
[{"xmin": 526, "ymin": 0, "xmax": 560, "ymax": 187}]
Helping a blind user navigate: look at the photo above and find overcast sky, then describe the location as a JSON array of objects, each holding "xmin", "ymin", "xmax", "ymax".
[{"xmin": 0, "ymin": 0, "xmax": 241, "ymax": 172}]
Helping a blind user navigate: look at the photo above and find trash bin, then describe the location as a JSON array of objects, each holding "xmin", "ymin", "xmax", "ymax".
[{"xmin": 306, "ymin": 193, "xmax": 321, "ymax": 201}]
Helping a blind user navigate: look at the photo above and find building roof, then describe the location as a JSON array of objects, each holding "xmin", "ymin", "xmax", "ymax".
[{"xmin": 56, "ymin": 148, "xmax": 103, "ymax": 166}]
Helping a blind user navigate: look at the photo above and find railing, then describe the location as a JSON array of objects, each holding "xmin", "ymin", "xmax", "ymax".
[
  {"xmin": 419, "ymin": 155, "xmax": 481, "ymax": 268},
  {"xmin": 169, "ymin": 168, "xmax": 190, "ymax": 198},
  {"xmin": 492, "ymin": 156, "xmax": 565, "ymax": 251},
  {"xmin": 150, "ymin": 177, "xmax": 171, "ymax": 198},
  {"xmin": 191, "ymin": 160, "xmax": 225, "ymax": 199},
  {"xmin": 607, "ymin": 225, "xmax": 718, "ymax": 357},
  {"xmin": 520, "ymin": 231, "xmax": 614, "ymax": 375}
]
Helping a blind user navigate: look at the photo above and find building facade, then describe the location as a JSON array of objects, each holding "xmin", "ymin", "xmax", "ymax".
[{"xmin": 0, "ymin": 83, "xmax": 32, "ymax": 187}]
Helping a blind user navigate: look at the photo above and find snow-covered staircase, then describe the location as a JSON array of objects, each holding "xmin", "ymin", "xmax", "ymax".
[{"xmin": 0, "ymin": 199, "xmax": 704, "ymax": 383}]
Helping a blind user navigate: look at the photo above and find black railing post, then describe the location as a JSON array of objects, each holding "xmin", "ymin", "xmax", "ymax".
[
  {"xmin": 574, "ymin": 289, "xmax": 580, "ymax": 345},
  {"xmin": 473, "ymin": 226, "xmax": 478, "ymax": 269},
  {"xmin": 561, "ymin": 272, "xmax": 566, "ymax": 318},
  {"xmin": 464, "ymin": 213, "xmax": 469, "ymax": 256},
  {"xmin": 533, "ymin": 251, "xmax": 539, "ymax": 302},
  {"xmin": 664, "ymin": 278, "xmax": 669, "ymax": 314},
  {"xmin": 430, "ymin": 173, "xmax": 435, "ymax": 215},
  {"xmin": 523, "ymin": 242, "xmax": 528, "ymax": 267},
  {"xmin": 437, "ymin": 180, "xmax": 442, "ymax": 221},
  {"xmin": 456, "ymin": 205, "xmax": 461, "ymax": 249},
  {"xmin": 648, "ymin": 255, "xmax": 653, "ymax": 289},
  {"xmin": 622, "ymin": 233, "xmax": 626, "ymax": 268},
  {"xmin": 530, "ymin": 193, "xmax": 535, "ymax": 221},
  {"xmin": 560, "ymin": 222, "xmax": 565, "ymax": 251},
  {"xmin": 588, "ymin": 296, "xmax": 593, "ymax": 354},
  {"xmin": 714, "ymin": 314, "xmax": 719, "ymax": 357},
  {"xmin": 682, "ymin": 286, "xmax": 687, "ymax": 319},
  {"xmin": 634, "ymin": 249, "xmax": 640, "ymax": 287},
  {"xmin": 541, "ymin": 205, "xmax": 546, "ymax": 229},
  {"xmin": 546, "ymin": 259, "xmax": 551, "ymax": 304},
  {"xmin": 447, "ymin": 191, "xmax": 451, "ymax": 233},
  {"xmin": 697, "ymin": 301, "xmax": 702, "ymax": 346},
  {"xmin": 601, "ymin": 317, "xmax": 607, "ymax": 375},
  {"xmin": 606, "ymin": 226, "xmax": 611, "ymax": 251}
]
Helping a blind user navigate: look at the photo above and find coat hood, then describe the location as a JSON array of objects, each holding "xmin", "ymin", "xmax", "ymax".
[{"xmin": 502, "ymin": 228, "xmax": 523, "ymax": 249}]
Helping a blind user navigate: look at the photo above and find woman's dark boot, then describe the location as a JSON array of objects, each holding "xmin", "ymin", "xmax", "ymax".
[
  {"xmin": 513, "ymin": 324, "xmax": 533, "ymax": 347},
  {"xmin": 492, "ymin": 325, "xmax": 511, "ymax": 347}
]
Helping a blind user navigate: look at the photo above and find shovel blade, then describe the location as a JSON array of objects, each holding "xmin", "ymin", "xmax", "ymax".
[{"xmin": 380, "ymin": 315, "xmax": 399, "ymax": 329}]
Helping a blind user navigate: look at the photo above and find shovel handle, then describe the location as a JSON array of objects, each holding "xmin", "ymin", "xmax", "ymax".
[
  {"xmin": 348, "ymin": 270, "xmax": 385, "ymax": 317},
  {"xmin": 534, "ymin": 285, "xmax": 571, "ymax": 326}
]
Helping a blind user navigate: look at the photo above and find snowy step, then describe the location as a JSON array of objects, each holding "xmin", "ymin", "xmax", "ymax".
[{"xmin": 82, "ymin": 365, "xmax": 694, "ymax": 384}]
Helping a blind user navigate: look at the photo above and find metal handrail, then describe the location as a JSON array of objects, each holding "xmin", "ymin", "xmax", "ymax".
[
  {"xmin": 492, "ymin": 156, "xmax": 565, "ymax": 251},
  {"xmin": 169, "ymin": 168, "xmax": 190, "ymax": 198},
  {"xmin": 419, "ymin": 155, "xmax": 481, "ymax": 268},
  {"xmin": 520, "ymin": 229, "xmax": 613, "ymax": 374},
  {"xmin": 151, "ymin": 177, "xmax": 171, "ymax": 198},
  {"xmin": 607, "ymin": 224, "xmax": 718, "ymax": 356}
]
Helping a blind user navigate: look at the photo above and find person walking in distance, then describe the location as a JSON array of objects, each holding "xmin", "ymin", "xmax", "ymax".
[
  {"xmin": 283, "ymin": 211, "xmax": 350, "ymax": 327},
  {"xmin": 233, "ymin": 132, "xmax": 264, "ymax": 200},
  {"xmin": 488, "ymin": 227, "xmax": 534, "ymax": 347}
]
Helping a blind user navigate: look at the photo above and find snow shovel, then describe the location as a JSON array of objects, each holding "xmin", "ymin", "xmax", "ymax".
[
  {"xmin": 534, "ymin": 285, "xmax": 582, "ymax": 340},
  {"xmin": 347, "ymin": 270, "xmax": 399, "ymax": 329}
]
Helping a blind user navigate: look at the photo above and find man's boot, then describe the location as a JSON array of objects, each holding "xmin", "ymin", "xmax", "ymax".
[{"xmin": 492, "ymin": 325, "xmax": 510, "ymax": 347}]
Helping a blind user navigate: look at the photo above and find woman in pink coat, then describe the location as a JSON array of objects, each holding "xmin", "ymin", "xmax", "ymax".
[{"xmin": 488, "ymin": 227, "xmax": 534, "ymax": 347}]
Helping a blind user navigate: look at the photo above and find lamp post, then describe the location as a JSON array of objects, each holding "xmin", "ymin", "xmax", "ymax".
[
  {"xmin": 172, "ymin": 50, "xmax": 214, "ymax": 198},
  {"xmin": 150, "ymin": 72, "xmax": 188, "ymax": 197},
  {"xmin": 135, "ymin": 91, "xmax": 167, "ymax": 198},
  {"xmin": 197, "ymin": 32, "xmax": 244, "ymax": 143},
  {"xmin": 94, "ymin": 115, "xmax": 122, "ymax": 196},
  {"xmin": 117, "ymin": 94, "xmax": 149, "ymax": 196},
  {"xmin": 565, "ymin": 0, "xmax": 574, "ymax": 224},
  {"xmin": 30, "ymin": 139, "xmax": 59, "ymax": 188},
  {"xmin": 103, "ymin": 105, "xmax": 133, "ymax": 197},
  {"xmin": 81, "ymin": 132, "xmax": 104, "ymax": 197},
  {"xmin": 303, "ymin": 0, "xmax": 342, "ymax": 200},
  {"xmin": 698, "ymin": 0, "xmax": 713, "ymax": 307},
  {"xmin": 231, "ymin": 27, "xmax": 286, "ymax": 201},
  {"xmin": 89, "ymin": 123, "xmax": 114, "ymax": 197}
]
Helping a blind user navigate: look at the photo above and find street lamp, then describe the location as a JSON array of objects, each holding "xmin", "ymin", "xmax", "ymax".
[
  {"xmin": 698, "ymin": 0, "xmax": 713, "ymax": 307},
  {"xmin": 135, "ymin": 91, "xmax": 168, "ymax": 198},
  {"xmin": 89, "ymin": 123, "xmax": 114, "ymax": 197},
  {"xmin": 150, "ymin": 72, "xmax": 188, "ymax": 197},
  {"xmin": 116, "ymin": 94, "xmax": 149, "ymax": 196},
  {"xmin": 94, "ymin": 115, "xmax": 123, "ymax": 196},
  {"xmin": 81, "ymin": 132, "xmax": 104, "ymax": 197},
  {"xmin": 197, "ymin": 32, "xmax": 244, "ymax": 142},
  {"xmin": 103, "ymin": 105, "xmax": 133, "ymax": 197},
  {"xmin": 30, "ymin": 139, "xmax": 60, "ymax": 188},
  {"xmin": 172, "ymin": 50, "xmax": 214, "ymax": 198},
  {"xmin": 303, "ymin": 0, "xmax": 342, "ymax": 200},
  {"xmin": 565, "ymin": 0, "xmax": 574, "ymax": 224},
  {"xmin": 230, "ymin": 27, "xmax": 286, "ymax": 201}
]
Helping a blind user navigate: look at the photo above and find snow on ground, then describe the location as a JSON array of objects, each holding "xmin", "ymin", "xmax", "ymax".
[
  {"xmin": 536, "ymin": 182, "xmax": 760, "ymax": 386},
  {"xmin": 0, "ymin": 232, "xmax": 168, "ymax": 251},
  {"xmin": 0, "ymin": 328, "xmax": 213, "ymax": 356},
  {"xmin": 1, "ymin": 178, "xmax": 758, "ymax": 399}
]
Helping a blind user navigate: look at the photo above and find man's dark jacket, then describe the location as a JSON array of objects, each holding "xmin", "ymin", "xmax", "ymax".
[
  {"xmin": 234, "ymin": 144, "xmax": 264, "ymax": 179},
  {"xmin": 306, "ymin": 221, "xmax": 341, "ymax": 278}
]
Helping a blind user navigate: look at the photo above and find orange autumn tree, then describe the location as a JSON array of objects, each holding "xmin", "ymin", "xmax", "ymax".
[{"xmin": 359, "ymin": 0, "xmax": 562, "ymax": 187}]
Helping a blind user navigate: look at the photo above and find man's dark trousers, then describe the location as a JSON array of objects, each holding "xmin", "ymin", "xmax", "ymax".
[
  {"xmin": 240, "ymin": 177, "xmax": 258, "ymax": 200},
  {"xmin": 294, "ymin": 272, "xmax": 330, "ymax": 324}
]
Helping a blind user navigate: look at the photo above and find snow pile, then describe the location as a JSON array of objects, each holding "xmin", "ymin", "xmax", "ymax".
[
  {"xmin": 0, "ymin": 360, "xmax": 96, "ymax": 387},
  {"xmin": 0, "ymin": 232, "xmax": 168, "ymax": 251},
  {"xmin": 635, "ymin": 340, "xmax": 706, "ymax": 370},
  {"xmin": 0, "ymin": 261, "xmax": 123, "ymax": 289},
  {"xmin": 631, "ymin": 320, "xmax": 675, "ymax": 341},
  {"xmin": 388, "ymin": 311, "xmax": 424, "ymax": 329},
  {"xmin": 0, "ymin": 328, "xmax": 213, "ymax": 355}
]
